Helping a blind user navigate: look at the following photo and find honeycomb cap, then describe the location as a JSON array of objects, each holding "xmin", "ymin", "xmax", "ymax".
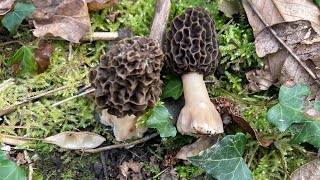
[
  {"xmin": 89, "ymin": 37, "xmax": 164, "ymax": 118},
  {"xmin": 165, "ymin": 7, "xmax": 221, "ymax": 77}
]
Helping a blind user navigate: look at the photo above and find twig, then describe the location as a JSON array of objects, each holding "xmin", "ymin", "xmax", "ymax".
[
  {"xmin": 68, "ymin": 42, "xmax": 73, "ymax": 62},
  {"xmin": 248, "ymin": 95, "xmax": 277, "ymax": 122},
  {"xmin": 245, "ymin": 0, "xmax": 320, "ymax": 84},
  {"xmin": 100, "ymin": 152, "xmax": 109, "ymax": 180},
  {"xmin": 52, "ymin": 88, "xmax": 95, "ymax": 107},
  {"xmin": 47, "ymin": 32, "xmax": 119, "ymax": 41},
  {"xmin": 75, "ymin": 85, "xmax": 92, "ymax": 95},
  {"xmin": 0, "ymin": 40, "xmax": 25, "ymax": 46},
  {"xmin": 23, "ymin": 150, "xmax": 34, "ymax": 180},
  {"xmin": 0, "ymin": 125, "xmax": 38, "ymax": 129},
  {"xmin": 83, "ymin": 133, "xmax": 159, "ymax": 153},
  {"xmin": 218, "ymin": 18, "xmax": 233, "ymax": 36},
  {"xmin": 154, "ymin": 167, "xmax": 170, "ymax": 179}
]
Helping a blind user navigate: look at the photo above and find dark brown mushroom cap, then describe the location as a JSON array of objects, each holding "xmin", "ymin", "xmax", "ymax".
[
  {"xmin": 165, "ymin": 7, "xmax": 221, "ymax": 77},
  {"xmin": 89, "ymin": 37, "xmax": 164, "ymax": 118}
]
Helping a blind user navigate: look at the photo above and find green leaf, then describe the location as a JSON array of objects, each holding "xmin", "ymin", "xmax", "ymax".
[
  {"xmin": 7, "ymin": 46, "xmax": 37, "ymax": 74},
  {"xmin": 0, "ymin": 151, "xmax": 26, "ymax": 180},
  {"xmin": 189, "ymin": 133, "xmax": 252, "ymax": 180},
  {"xmin": 267, "ymin": 83, "xmax": 312, "ymax": 131},
  {"xmin": 161, "ymin": 74, "xmax": 183, "ymax": 100},
  {"xmin": 314, "ymin": 0, "xmax": 320, "ymax": 7},
  {"xmin": 289, "ymin": 122, "xmax": 320, "ymax": 148},
  {"xmin": 7, "ymin": 46, "xmax": 24, "ymax": 65},
  {"xmin": 1, "ymin": 2, "xmax": 36, "ymax": 34},
  {"xmin": 146, "ymin": 104, "xmax": 177, "ymax": 137}
]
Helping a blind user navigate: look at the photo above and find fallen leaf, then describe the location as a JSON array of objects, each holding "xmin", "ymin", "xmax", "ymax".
[
  {"xmin": 290, "ymin": 158, "xmax": 320, "ymax": 180},
  {"xmin": 176, "ymin": 136, "xmax": 218, "ymax": 160},
  {"xmin": 242, "ymin": 0, "xmax": 320, "ymax": 92},
  {"xmin": 219, "ymin": 0, "xmax": 241, "ymax": 18},
  {"xmin": 35, "ymin": 40, "xmax": 54, "ymax": 73},
  {"xmin": 0, "ymin": 0, "xmax": 15, "ymax": 16},
  {"xmin": 86, "ymin": 0, "xmax": 118, "ymax": 11},
  {"xmin": 15, "ymin": 153, "xmax": 26, "ymax": 166},
  {"xmin": 119, "ymin": 160, "xmax": 144, "ymax": 177},
  {"xmin": 160, "ymin": 168, "xmax": 178, "ymax": 180},
  {"xmin": 212, "ymin": 97, "xmax": 273, "ymax": 147},
  {"xmin": 27, "ymin": 0, "xmax": 91, "ymax": 43},
  {"xmin": 44, "ymin": 131, "xmax": 106, "ymax": 149},
  {"xmin": 189, "ymin": 133, "xmax": 253, "ymax": 180},
  {"xmin": 1, "ymin": 2, "xmax": 36, "ymax": 34}
]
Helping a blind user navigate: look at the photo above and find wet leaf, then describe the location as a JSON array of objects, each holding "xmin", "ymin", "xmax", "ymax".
[
  {"xmin": 1, "ymin": 2, "xmax": 36, "ymax": 34},
  {"xmin": 44, "ymin": 131, "xmax": 106, "ymax": 149},
  {"xmin": 290, "ymin": 158, "xmax": 320, "ymax": 180},
  {"xmin": 161, "ymin": 74, "xmax": 183, "ymax": 100},
  {"xmin": 146, "ymin": 103, "xmax": 177, "ymax": 138},
  {"xmin": 0, "ymin": 150, "xmax": 26, "ymax": 180},
  {"xmin": 189, "ymin": 133, "xmax": 253, "ymax": 180},
  {"xmin": 7, "ymin": 46, "xmax": 37, "ymax": 75}
]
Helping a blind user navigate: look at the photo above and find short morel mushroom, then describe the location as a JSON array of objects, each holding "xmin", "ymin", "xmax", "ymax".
[
  {"xmin": 89, "ymin": 0, "xmax": 171, "ymax": 141},
  {"xmin": 166, "ymin": 7, "xmax": 223, "ymax": 136},
  {"xmin": 89, "ymin": 37, "xmax": 163, "ymax": 141}
]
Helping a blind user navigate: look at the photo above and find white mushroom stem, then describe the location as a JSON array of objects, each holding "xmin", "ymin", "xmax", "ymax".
[
  {"xmin": 177, "ymin": 72, "xmax": 224, "ymax": 136},
  {"xmin": 100, "ymin": 110, "xmax": 147, "ymax": 141}
]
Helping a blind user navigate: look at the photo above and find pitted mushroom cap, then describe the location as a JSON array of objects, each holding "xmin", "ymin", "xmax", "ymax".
[
  {"xmin": 165, "ymin": 7, "xmax": 221, "ymax": 77},
  {"xmin": 89, "ymin": 37, "xmax": 164, "ymax": 118}
]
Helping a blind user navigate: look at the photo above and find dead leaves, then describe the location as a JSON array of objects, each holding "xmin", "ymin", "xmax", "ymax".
[
  {"xmin": 290, "ymin": 158, "xmax": 320, "ymax": 180},
  {"xmin": 27, "ymin": 0, "xmax": 91, "ymax": 43},
  {"xmin": 242, "ymin": 0, "xmax": 320, "ymax": 93},
  {"xmin": 0, "ymin": 0, "xmax": 15, "ymax": 16}
]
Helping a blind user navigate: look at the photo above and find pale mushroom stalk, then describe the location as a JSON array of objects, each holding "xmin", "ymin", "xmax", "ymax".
[{"xmin": 177, "ymin": 72, "xmax": 223, "ymax": 135}]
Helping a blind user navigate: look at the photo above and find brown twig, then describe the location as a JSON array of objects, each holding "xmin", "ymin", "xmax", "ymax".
[
  {"xmin": 23, "ymin": 150, "xmax": 34, "ymax": 180},
  {"xmin": 0, "ymin": 40, "xmax": 25, "ymax": 46},
  {"xmin": 100, "ymin": 152, "xmax": 109, "ymax": 180},
  {"xmin": 245, "ymin": 0, "xmax": 320, "ymax": 84},
  {"xmin": 0, "ymin": 125, "xmax": 38, "ymax": 129},
  {"xmin": 83, "ymin": 133, "xmax": 159, "ymax": 153}
]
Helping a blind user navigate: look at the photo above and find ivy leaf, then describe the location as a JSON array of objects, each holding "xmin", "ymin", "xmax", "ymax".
[
  {"xmin": 289, "ymin": 122, "xmax": 320, "ymax": 148},
  {"xmin": 0, "ymin": 151, "xmax": 26, "ymax": 180},
  {"xmin": 267, "ymin": 83, "xmax": 313, "ymax": 131},
  {"xmin": 188, "ymin": 133, "xmax": 253, "ymax": 180},
  {"xmin": 7, "ymin": 46, "xmax": 37, "ymax": 75},
  {"xmin": 146, "ymin": 103, "xmax": 177, "ymax": 137},
  {"xmin": 314, "ymin": 0, "xmax": 320, "ymax": 7},
  {"xmin": 1, "ymin": 2, "xmax": 36, "ymax": 34},
  {"xmin": 161, "ymin": 74, "xmax": 183, "ymax": 100}
]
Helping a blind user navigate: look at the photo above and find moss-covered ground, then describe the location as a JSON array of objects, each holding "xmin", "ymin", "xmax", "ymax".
[{"xmin": 0, "ymin": 0, "xmax": 312, "ymax": 179}]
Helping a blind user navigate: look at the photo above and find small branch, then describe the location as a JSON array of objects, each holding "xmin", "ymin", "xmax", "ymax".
[
  {"xmin": 0, "ymin": 125, "xmax": 38, "ymax": 129},
  {"xmin": 0, "ymin": 40, "xmax": 25, "ymax": 46},
  {"xmin": 83, "ymin": 133, "xmax": 159, "ymax": 153},
  {"xmin": 51, "ymin": 88, "xmax": 95, "ymax": 107},
  {"xmin": 23, "ymin": 150, "xmax": 34, "ymax": 180},
  {"xmin": 67, "ymin": 42, "xmax": 73, "ymax": 62},
  {"xmin": 245, "ymin": 0, "xmax": 320, "ymax": 84}
]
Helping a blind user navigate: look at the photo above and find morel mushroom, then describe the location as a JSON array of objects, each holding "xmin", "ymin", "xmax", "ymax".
[
  {"xmin": 166, "ymin": 7, "xmax": 223, "ymax": 136},
  {"xmin": 89, "ymin": 37, "xmax": 163, "ymax": 141}
]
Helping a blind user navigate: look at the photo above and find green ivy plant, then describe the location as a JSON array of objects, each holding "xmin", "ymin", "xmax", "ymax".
[
  {"xmin": 0, "ymin": 150, "xmax": 26, "ymax": 180},
  {"xmin": 1, "ymin": 2, "xmax": 36, "ymax": 34}
]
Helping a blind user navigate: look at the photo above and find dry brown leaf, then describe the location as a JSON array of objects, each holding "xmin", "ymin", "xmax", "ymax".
[
  {"xmin": 119, "ymin": 160, "xmax": 144, "ymax": 177},
  {"xmin": 242, "ymin": 0, "xmax": 320, "ymax": 92},
  {"xmin": 290, "ymin": 158, "xmax": 320, "ymax": 180},
  {"xmin": 27, "ymin": 0, "xmax": 91, "ymax": 43},
  {"xmin": 35, "ymin": 40, "xmax": 54, "ymax": 73},
  {"xmin": 0, "ymin": 0, "xmax": 15, "ymax": 16},
  {"xmin": 44, "ymin": 131, "xmax": 106, "ymax": 149},
  {"xmin": 175, "ymin": 136, "xmax": 218, "ymax": 160},
  {"xmin": 86, "ymin": 0, "xmax": 118, "ymax": 11}
]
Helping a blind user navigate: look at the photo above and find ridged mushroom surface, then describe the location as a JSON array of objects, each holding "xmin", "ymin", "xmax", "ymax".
[
  {"xmin": 166, "ymin": 7, "xmax": 220, "ymax": 77},
  {"xmin": 89, "ymin": 37, "xmax": 163, "ymax": 118}
]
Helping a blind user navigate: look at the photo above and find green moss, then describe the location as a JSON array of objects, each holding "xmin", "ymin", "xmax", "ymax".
[{"xmin": 174, "ymin": 164, "xmax": 204, "ymax": 179}]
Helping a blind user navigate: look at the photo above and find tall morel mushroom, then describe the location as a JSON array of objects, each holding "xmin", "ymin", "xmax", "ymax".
[
  {"xmin": 166, "ymin": 7, "xmax": 224, "ymax": 136},
  {"xmin": 89, "ymin": 0, "xmax": 171, "ymax": 141}
]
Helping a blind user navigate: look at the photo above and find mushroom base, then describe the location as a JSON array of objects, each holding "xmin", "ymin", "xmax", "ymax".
[
  {"xmin": 177, "ymin": 72, "xmax": 224, "ymax": 136},
  {"xmin": 100, "ymin": 110, "xmax": 148, "ymax": 141}
]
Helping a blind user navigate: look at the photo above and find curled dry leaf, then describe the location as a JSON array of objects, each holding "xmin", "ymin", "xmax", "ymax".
[
  {"xmin": 0, "ymin": 0, "xmax": 15, "ymax": 16},
  {"xmin": 212, "ymin": 97, "xmax": 273, "ymax": 147},
  {"xmin": 290, "ymin": 158, "xmax": 320, "ymax": 180},
  {"xmin": 35, "ymin": 40, "xmax": 54, "ymax": 73},
  {"xmin": 44, "ymin": 131, "xmax": 106, "ymax": 149},
  {"xmin": 119, "ymin": 159, "xmax": 144, "ymax": 177},
  {"xmin": 27, "ymin": 0, "xmax": 91, "ymax": 43},
  {"xmin": 86, "ymin": 0, "xmax": 118, "ymax": 11},
  {"xmin": 0, "ymin": 134, "xmax": 32, "ymax": 146},
  {"xmin": 242, "ymin": 0, "xmax": 320, "ymax": 93}
]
